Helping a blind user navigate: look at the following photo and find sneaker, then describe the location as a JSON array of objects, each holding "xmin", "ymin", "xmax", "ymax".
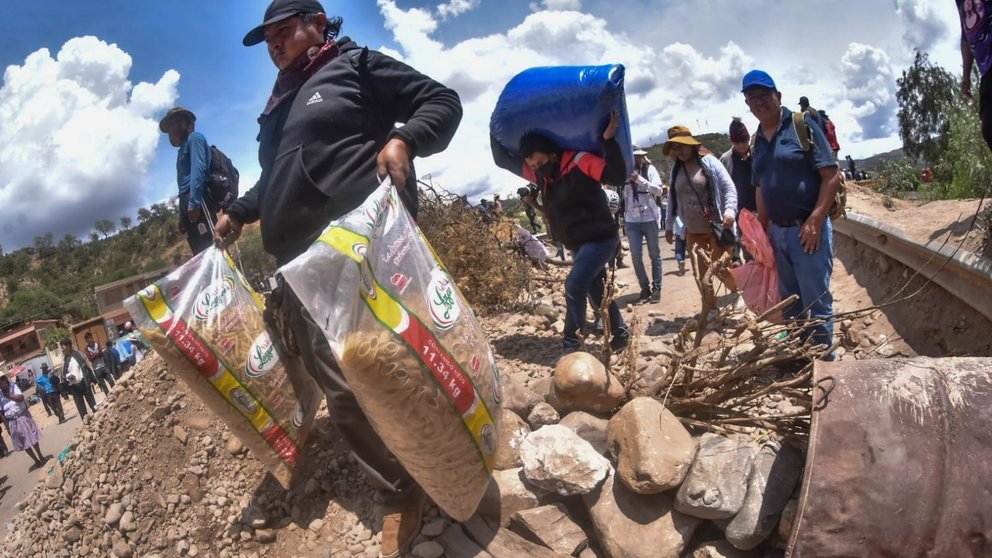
[
  {"xmin": 678, "ymin": 260, "xmax": 686, "ymax": 274},
  {"xmin": 609, "ymin": 331, "xmax": 630, "ymax": 352},
  {"xmin": 650, "ymin": 288, "xmax": 661, "ymax": 303},
  {"xmin": 380, "ymin": 489, "xmax": 425, "ymax": 558},
  {"xmin": 636, "ymin": 288, "xmax": 651, "ymax": 305}
]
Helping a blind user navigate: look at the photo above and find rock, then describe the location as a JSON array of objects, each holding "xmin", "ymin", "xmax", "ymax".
[
  {"xmin": 674, "ymin": 434, "xmax": 756, "ymax": 519},
  {"xmin": 461, "ymin": 515, "xmax": 565, "ymax": 558},
  {"xmin": 437, "ymin": 523, "xmax": 494, "ymax": 558},
  {"xmin": 527, "ymin": 402, "xmax": 560, "ymax": 429},
  {"xmin": 255, "ymin": 528, "xmax": 277, "ymax": 543},
  {"xmin": 551, "ymin": 320, "xmax": 565, "ymax": 335},
  {"xmin": 607, "ymin": 398, "xmax": 695, "ymax": 494},
  {"xmin": 308, "ymin": 518, "xmax": 324, "ymax": 532},
  {"xmin": 521, "ymin": 425, "xmax": 610, "ymax": 496},
  {"xmin": 534, "ymin": 303, "xmax": 559, "ymax": 320},
  {"xmin": 502, "ymin": 373, "xmax": 544, "ymax": 417},
  {"xmin": 104, "ymin": 503, "xmax": 125, "ymax": 526},
  {"xmin": 583, "ymin": 471, "xmax": 700, "ymax": 558},
  {"xmin": 725, "ymin": 441, "xmax": 804, "ymax": 551},
  {"xmin": 548, "ymin": 352, "xmax": 624, "ymax": 414},
  {"xmin": 226, "ymin": 437, "xmax": 244, "ymax": 456},
  {"xmin": 778, "ymin": 498, "xmax": 799, "ymax": 540},
  {"xmin": 412, "ymin": 540, "xmax": 445, "ymax": 558},
  {"xmin": 558, "ymin": 411, "xmax": 609, "ymax": 455},
  {"xmin": 119, "ymin": 510, "xmax": 136, "ymax": 532},
  {"xmin": 185, "ymin": 415, "xmax": 210, "ymax": 430},
  {"xmin": 173, "ymin": 425, "xmax": 188, "ymax": 445},
  {"xmin": 477, "ymin": 468, "xmax": 549, "ymax": 527},
  {"xmin": 494, "ymin": 410, "xmax": 531, "ymax": 470},
  {"xmin": 64, "ymin": 526, "xmax": 83, "ymax": 543},
  {"xmin": 631, "ymin": 363, "xmax": 668, "ymax": 393},
  {"xmin": 421, "ymin": 518, "xmax": 448, "ymax": 537},
  {"xmin": 690, "ymin": 540, "xmax": 758, "ymax": 558},
  {"xmin": 510, "ymin": 503, "xmax": 588, "ymax": 555},
  {"xmin": 112, "ymin": 541, "xmax": 134, "ymax": 558}
]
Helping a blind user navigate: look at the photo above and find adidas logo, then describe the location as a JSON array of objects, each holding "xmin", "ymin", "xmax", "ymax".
[{"xmin": 306, "ymin": 91, "xmax": 323, "ymax": 106}]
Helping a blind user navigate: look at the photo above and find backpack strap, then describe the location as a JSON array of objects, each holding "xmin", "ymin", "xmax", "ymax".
[{"xmin": 792, "ymin": 111, "xmax": 812, "ymax": 152}]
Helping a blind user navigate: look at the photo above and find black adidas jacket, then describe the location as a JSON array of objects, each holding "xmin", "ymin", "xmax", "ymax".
[
  {"xmin": 491, "ymin": 136, "xmax": 626, "ymax": 251},
  {"xmin": 227, "ymin": 38, "xmax": 462, "ymax": 264}
]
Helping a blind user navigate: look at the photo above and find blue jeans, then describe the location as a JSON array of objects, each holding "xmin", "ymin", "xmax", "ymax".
[
  {"xmin": 626, "ymin": 220, "xmax": 662, "ymax": 291},
  {"xmin": 564, "ymin": 236, "xmax": 627, "ymax": 350},
  {"xmin": 675, "ymin": 236, "xmax": 687, "ymax": 263},
  {"xmin": 769, "ymin": 219, "xmax": 834, "ymax": 351}
]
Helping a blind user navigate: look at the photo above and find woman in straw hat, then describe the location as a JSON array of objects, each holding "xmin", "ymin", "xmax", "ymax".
[{"xmin": 662, "ymin": 125, "xmax": 738, "ymax": 294}]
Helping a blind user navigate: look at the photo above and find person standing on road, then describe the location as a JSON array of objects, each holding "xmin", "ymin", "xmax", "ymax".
[
  {"xmin": 958, "ymin": 0, "xmax": 992, "ymax": 151},
  {"xmin": 36, "ymin": 364, "xmax": 65, "ymax": 424},
  {"xmin": 624, "ymin": 146, "xmax": 665, "ymax": 304},
  {"xmin": 84, "ymin": 332, "xmax": 115, "ymax": 396},
  {"xmin": 59, "ymin": 339, "xmax": 99, "ymax": 420},
  {"xmin": 159, "ymin": 106, "xmax": 217, "ymax": 255},
  {"xmin": 743, "ymin": 69, "xmax": 840, "ymax": 357},
  {"xmin": 720, "ymin": 117, "xmax": 757, "ymax": 264},
  {"xmin": 0, "ymin": 375, "xmax": 49, "ymax": 470},
  {"xmin": 103, "ymin": 340, "xmax": 122, "ymax": 381},
  {"xmin": 492, "ymin": 111, "xmax": 630, "ymax": 355},
  {"xmin": 212, "ymin": 2, "xmax": 463, "ymax": 556}
]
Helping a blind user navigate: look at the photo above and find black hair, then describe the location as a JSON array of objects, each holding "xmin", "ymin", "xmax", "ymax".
[
  {"xmin": 60, "ymin": 338, "xmax": 72, "ymax": 348},
  {"xmin": 519, "ymin": 132, "xmax": 561, "ymax": 159},
  {"xmin": 300, "ymin": 12, "xmax": 343, "ymax": 41}
]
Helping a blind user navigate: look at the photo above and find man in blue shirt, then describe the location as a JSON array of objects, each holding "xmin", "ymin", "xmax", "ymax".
[
  {"xmin": 742, "ymin": 70, "xmax": 840, "ymax": 358},
  {"xmin": 159, "ymin": 106, "xmax": 216, "ymax": 255},
  {"xmin": 36, "ymin": 364, "xmax": 65, "ymax": 423}
]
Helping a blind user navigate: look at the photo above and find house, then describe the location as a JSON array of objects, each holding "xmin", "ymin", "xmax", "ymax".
[
  {"xmin": 0, "ymin": 319, "xmax": 60, "ymax": 378},
  {"xmin": 94, "ymin": 267, "xmax": 172, "ymax": 315}
]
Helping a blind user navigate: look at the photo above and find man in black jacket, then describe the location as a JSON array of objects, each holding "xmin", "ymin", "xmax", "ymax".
[
  {"xmin": 59, "ymin": 339, "xmax": 99, "ymax": 420},
  {"xmin": 492, "ymin": 112, "xmax": 629, "ymax": 354},
  {"xmin": 214, "ymin": 2, "xmax": 461, "ymax": 556}
]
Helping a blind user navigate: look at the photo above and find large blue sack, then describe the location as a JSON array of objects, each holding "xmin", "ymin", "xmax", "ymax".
[{"xmin": 490, "ymin": 64, "xmax": 633, "ymax": 177}]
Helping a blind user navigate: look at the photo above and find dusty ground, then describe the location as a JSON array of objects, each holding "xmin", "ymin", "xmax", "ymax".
[{"xmin": 2, "ymin": 185, "xmax": 991, "ymax": 557}]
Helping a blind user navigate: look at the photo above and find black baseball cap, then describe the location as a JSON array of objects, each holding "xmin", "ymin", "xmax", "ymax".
[
  {"xmin": 243, "ymin": 0, "xmax": 325, "ymax": 47},
  {"xmin": 799, "ymin": 96, "xmax": 810, "ymax": 106}
]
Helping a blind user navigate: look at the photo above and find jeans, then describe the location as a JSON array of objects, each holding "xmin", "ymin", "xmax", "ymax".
[
  {"xmin": 564, "ymin": 236, "xmax": 627, "ymax": 350},
  {"xmin": 675, "ymin": 235, "xmax": 687, "ymax": 263},
  {"xmin": 626, "ymin": 220, "xmax": 662, "ymax": 291},
  {"xmin": 769, "ymin": 219, "xmax": 834, "ymax": 351},
  {"xmin": 67, "ymin": 382, "xmax": 98, "ymax": 419}
]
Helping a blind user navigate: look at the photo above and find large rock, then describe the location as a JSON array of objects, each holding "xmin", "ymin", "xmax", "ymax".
[
  {"xmin": 675, "ymin": 434, "xmax": 757, "ymax": 519},
  {"xmin": 725, "ymin": 441, "xmax": 804, "ymax": 550},
  {"xmin": 558, "ymin": 411, "xmax": 609, "ymax": 455},
  {"xmin": 461, "ymin": 515, "xmax": 567, "ymax": 558},
  {"xmin": 511, "ymin": 503, "xmax": 588, "ymax": 556},
  {"xmin": 521, "ymin": 425, "xmax": 610, "ymax": 496},
  {"xmin": 477, "ymin": 468, "xmax": 549, "ymax": 527},
  {"xmin": 494, "ymin": 410, "xmax": 531, "ymax": 470},
  {"xmin": 502, "ymin": 373, "xmax": 544, "ymax": 417},
  {"xmin": 548, "ymin": 353, "xmax": 625, "ymax": 414},
  {"xmin": 583, "ymin": 471, "xmax": 700, "ymax": 558},
  {"xmin": 437, "ymin": 523, "xmax": 494, "ymax": 558},
  {"xmin": 607, "ymin": 398, "xmax": 696, "ymax": 494}
]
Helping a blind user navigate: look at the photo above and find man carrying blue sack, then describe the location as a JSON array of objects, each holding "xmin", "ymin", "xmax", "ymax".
[
  {"xmin": 212, "ymin": 1, "xmax": 461, "ymax": 556},
  {"xmin": 491, "ymin": 112, "xmax": 630, "ymax": 356},
  {"xmin": 743, "ymin": 69, "xmax": 840, "ymax": 358}
]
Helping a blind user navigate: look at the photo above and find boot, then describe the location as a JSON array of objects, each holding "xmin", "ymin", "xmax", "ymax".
[{"xmin": 379, "ymin": 488, "xmax": 425, "ymax": 558}]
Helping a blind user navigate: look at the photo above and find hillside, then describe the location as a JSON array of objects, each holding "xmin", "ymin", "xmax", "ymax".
[{"xmin": 0, "ymin": 203, "xmax": 275, "ymax": 330}]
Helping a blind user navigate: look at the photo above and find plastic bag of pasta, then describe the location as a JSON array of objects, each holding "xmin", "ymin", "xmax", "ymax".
[
  {"xmin": 279, "ymin": 178, "xmax": 502, "ymax": 521},
  {"xmin": 124, "ymin": 247, "xmax": 320, "ymax": 489}
]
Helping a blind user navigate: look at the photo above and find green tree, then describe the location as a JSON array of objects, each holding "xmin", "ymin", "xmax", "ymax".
[
  {"xmin": 929, "ymin": 98, "xmax": 992, "ymax": 199},
  {"xmin": 137, "ymin": 207, "xmax": 152, "ymax": 224},
  {"xmin": 94, "ymin": 219, "xmax": 116, "ymax": 239},
  {"xmin": 120, "ymin": 216, "xmax": 131, "ymax": 231},
  {"xmin": 58, "ymin": 233, "xmax": 80, "ymax": 251},
  {"xmin": 41, "ymin": 325, "xmax": 70, "ymax": 351},
  {"xmin": 89, "ymin": 231, "xmax": 100, "ymax": 243},
  {"xmin": 896, "ymin": 50, "xmax": 964, "ymax": 166}
]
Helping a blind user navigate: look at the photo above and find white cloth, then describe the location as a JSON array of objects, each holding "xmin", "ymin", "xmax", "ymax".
[
  {"xmin": 0, "ymin": 383, "xmax": 25, "ymax": 417},
  {"xmin": 624, "ymin": 163, "xmax": 665, "ymax": 223},
  {"xmin": 65, "ymin": 357, "xmax": 83, "ymax": 385}
]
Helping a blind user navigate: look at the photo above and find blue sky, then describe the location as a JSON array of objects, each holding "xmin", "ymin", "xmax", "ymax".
[{"xmin": 0, "ymin": 0, "xmax": 964, "ymax": 250}]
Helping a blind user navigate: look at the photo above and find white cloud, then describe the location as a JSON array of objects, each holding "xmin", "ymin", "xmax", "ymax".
[
  {"xmin": 529, "ymin": 0, "xmax": 583, "ymax": 11},
  {"xmin": 0, "ymin": 36, "xmax": 178, "ymax": 249},
  {"xmin": 840, "ymin": 42, "xmax": 898, "ymax": 140},
  {"xmin": 437, "ymin": 0, "xmax": 481, "ymax": 20},
  {"xmin": 896, "ymin": 0, "xmax": 950, "ymax": 52},
  {"xmin": 660, "ymin": 41, "xmax": 754, "ymax": 105}
]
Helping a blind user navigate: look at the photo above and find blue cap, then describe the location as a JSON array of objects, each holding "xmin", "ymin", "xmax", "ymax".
[{"xmin": 741, "ymin": 70, "xmax": 777, "ymax": 92}]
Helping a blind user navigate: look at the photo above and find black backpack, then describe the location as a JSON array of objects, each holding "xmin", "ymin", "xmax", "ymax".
[{"xmin": 207, "ymin": 145, "xmax": 240, "ymax": 210}]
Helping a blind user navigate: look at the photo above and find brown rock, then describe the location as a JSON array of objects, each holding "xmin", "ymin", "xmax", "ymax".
[
  {"xmin": 558, "ymin": 411, "xmax": 609, "ymax": 455},
  {"xmin": 461, "ymin": 515, "xmax": 567, "ymax": 558},
  {"xmin": 226, "ymin": 436, "xmax": 244, "ymax": 456},
  {"xmin": 437, "ymin": 523, "xmax": 494, "ymax": 558},
  {"xmin": 173, "ymin": 425, "xmax": 188, "ymax": 445},
  {"xmin": 255, "ymin": 528, "xmax": 277, "ymax": 543},
  {"xmin": 477, "ymin": 468, "xmax": 549, "ymax": 527},
  {"xmin": 608, "ymin": 398, "xmax": 695, "ymax": 494},
  {"xmin": 583, "ymin": 471, "xmax": 700, "ymax": 558},
  {"xmin": 548, "ymin": 352, "xmax": 624, "ymax": 414},
  {"xmin": 675, "ymin": 434, "xmax": 756, "ymax": 519},
  {"xmin": 690, "ymin": 540, "xmax": 758, "ymax": 558},
  {"xmin": 510, "ymin": 503, "xmax": 588, "ymax": 555},
  {"xmin": 502, "ymin": 373, "xmax": 544, "ymax": 417},
  {"xmin": 184, "ymin": 414, "xmax": 210, "ymax": 430},
  {"xmin": 494, "ymin": 410, "xmax": 530, "ymax": 470}
]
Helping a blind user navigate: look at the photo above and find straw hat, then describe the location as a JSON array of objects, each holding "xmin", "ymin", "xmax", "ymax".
[{"xmin": 662, "ymin": 125, "xmax": 702, "ymax": 156}]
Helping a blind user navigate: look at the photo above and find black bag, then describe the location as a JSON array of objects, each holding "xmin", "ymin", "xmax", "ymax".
[
  {"xmin": 710, "ymin": 222, "xmax": 738, "ymax": 247},
  {"xmin": 206, "ymin": 145, "xmax": 240, "ymax": 210}
]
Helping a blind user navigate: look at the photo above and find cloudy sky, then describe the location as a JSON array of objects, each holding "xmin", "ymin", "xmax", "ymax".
[{"xmin": 0, "ymin": 0, "xmax": 963, "ymax": 250}]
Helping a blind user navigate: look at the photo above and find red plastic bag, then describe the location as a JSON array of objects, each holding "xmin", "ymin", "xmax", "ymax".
[{"xmin": 729, "ymin": 210, "xmax": 782, "ymax": 322}]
